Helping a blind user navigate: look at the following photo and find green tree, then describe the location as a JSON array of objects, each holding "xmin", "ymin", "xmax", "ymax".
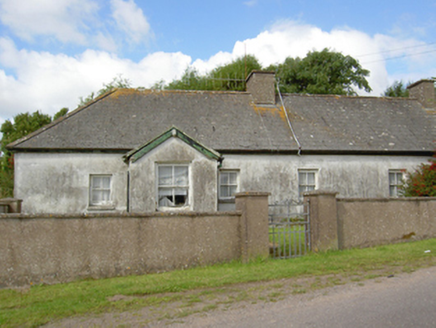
[
  {"xmin": 0, "ymin": 108, "xmax": 69, "ymax": 197},
  {"xmin": 270, "ymin": 48, "xmax": 372, "ymax": 95},
  {"xmin": 383, "ymin": 80, "xmax": 409, "ymax": 97},
  {"xmin": 79, "ymin": 75, "xmax": 132, "ymax": 107},
  {"xmin": 401, "ymin": 157, "xmax": 436, "ymax": 197},
  {"xmin": 165, "ymin": 55, "xmax": 262, "ymax": 91}
]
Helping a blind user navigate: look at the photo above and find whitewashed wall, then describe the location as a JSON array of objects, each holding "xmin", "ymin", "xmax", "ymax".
[
  {"xmin": 14, "ymin": 150, "xmax": 430, "ymax": 214},
  {"xmin": 220, "ymin": 154, "xmax": 430, "ymax": 203},
  {"xmin": 14, "ymin": 152, "xmax": 128, "ymax": 214}
]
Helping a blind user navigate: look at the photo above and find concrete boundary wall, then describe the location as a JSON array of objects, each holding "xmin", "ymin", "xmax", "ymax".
[
  {"xmin": 0, "ymin": 192, "xmax": 269, "ymax": 288},
  {"xmin": 305, "ymin": 191, "xmax": 436, "ymax": 251}
]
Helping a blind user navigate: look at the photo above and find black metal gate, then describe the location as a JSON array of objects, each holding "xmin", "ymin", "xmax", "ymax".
[{"xmin": 269, "ymin": 200, "xmax": 310, "ymax": 259}]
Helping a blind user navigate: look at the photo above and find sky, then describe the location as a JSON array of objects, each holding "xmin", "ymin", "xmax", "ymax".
[{"xmin": 0, "ymin": 0, "xmax": 436, "ymax": 124}]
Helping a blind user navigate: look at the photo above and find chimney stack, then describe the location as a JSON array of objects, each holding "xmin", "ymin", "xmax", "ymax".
[
  {"xmin": 407, "ymin": 79, "xmax": 436, "ymax": 108},
  {"xmin": 246, "ymin": 71, "xmax": 276, "ymax": 104}
]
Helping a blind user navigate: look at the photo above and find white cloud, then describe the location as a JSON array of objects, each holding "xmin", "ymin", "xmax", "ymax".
[
  {"xmin": 192, "ymin": 20, "xmax": 436, "ymax": 96},
  {"xmin": 0, "ymin": 0, "xmax": 153, "ymax": 51},
  {"xmin": 0, "ymin": 38, "xmax": 191, "ymax": 122},
  {"xmin": 0, "ymin": 0, "xmax": 99, "ymax": 45},
  {"xmin": 110, "ymin": 0, "xmax": 151, "ymax": 44}
]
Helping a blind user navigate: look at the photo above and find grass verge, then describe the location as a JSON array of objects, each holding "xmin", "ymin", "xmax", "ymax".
[{"xmin": 1, "ymin": 238, "xmax": 436, "ymax": 327}]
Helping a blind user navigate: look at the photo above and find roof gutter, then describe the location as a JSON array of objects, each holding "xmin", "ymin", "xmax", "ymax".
[{"xmin": 277, "ymin": 81, "xmax": 302, "ymax": 155}]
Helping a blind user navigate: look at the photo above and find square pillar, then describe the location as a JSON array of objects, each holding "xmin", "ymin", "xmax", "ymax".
[
  {"xmin": 235, "ymin": 192, "xmax": 270, "ymax": 262},
  {"xmin": 304, "ymin": 191, "xmax": 339, "ymax": 252}
]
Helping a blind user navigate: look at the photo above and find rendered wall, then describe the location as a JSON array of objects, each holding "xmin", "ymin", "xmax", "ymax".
[
  {"xmin": 305, "ymin": 191, "xmax": 436, "ymax": 251},
  {"xmin": 337, "ymin": 197, "xmax": 436, "ymax": 249},
  {"xmin": 221, "ymin": 153, "xmax": 430, "ymax": 202},
  {"xmin": 14, "ymin": 152, "xmax": 128, "ymax": 214},
  {"xmin": 0, "ymin": 193, "xmax": 269, "ymax": 288},
  {"xmin": 0, "ymin": 212, "xmax": 240, "ymax": 287}
]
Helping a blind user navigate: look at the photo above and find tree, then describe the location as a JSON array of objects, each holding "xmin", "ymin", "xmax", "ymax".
[
  {"xmin": 270, "ymin": 48, "xmax": 372, "ymax": 95},
  {"xmin": 165, "ymin": 55, "xmax": 262, "ymax": 91},
  {"xmin": 79, "ymin": 75, "xmax": 132, "ymax": 107},
  {"xmin": 401, "ymin": 157, "xmax": 436, "ymax": 197},
  {"xmin": 383, "ymin": 80, "xmax": 409, "ymax": 97},
  {"xmin": 0, "ymin": 108, "xmax": 69, "ymax": 197}
]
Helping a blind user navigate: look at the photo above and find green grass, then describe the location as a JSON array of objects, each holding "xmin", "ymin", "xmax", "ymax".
[
  {"xmin": 1, "ymin": 238, "xmax": 436, "ymax": 327},
  {"xmin": 269, "ymin": 224, "xmax": 307, "ymax": 257}
]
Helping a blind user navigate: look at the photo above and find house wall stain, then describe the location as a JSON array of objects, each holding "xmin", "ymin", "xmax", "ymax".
[
  {"xmin": 220, "ymin": 154, "xmax": 429, "ymax": 202},
  {"xmin": 14, "ymin": 149, "xmax": 430, "ymax": 214},
  {"xmin": 15, "ymin": 152, "xmax": 128, "ymax": 214},
  {"xmin": 129, "ymin": 137, "xmax": 218, "ymax": 212}
]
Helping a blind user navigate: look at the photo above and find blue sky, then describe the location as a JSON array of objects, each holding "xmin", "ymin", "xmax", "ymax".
[{"xmin": 0, "ymin": 0, "xmax": 435, "ymax": 123}]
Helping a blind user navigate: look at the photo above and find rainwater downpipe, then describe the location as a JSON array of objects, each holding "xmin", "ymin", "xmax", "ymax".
[{"xmin": 276, "ymin": 80, "xmax": 302, "ymax": 156}]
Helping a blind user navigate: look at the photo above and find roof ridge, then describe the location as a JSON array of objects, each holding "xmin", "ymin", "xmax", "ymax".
[
  {"xmin": 134, "ymin": 88, "xmax": 251, "ymax": 96},
  {"xmin": 282, "ymin": 93, "xmax": 416, "ymax": 102}
]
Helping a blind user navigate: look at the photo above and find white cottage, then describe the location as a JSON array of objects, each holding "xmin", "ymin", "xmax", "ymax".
[{"xmin": 8, "ymin": 72, "xmax": 435, "ymax": 214}]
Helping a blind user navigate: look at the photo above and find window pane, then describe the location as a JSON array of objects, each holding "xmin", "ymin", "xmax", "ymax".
[
  {"xmin": 220, "ymin": 186, "xmax": 229, "ymax": 198},
  {"xmin": 92, "ymin": 176, "xmax": 102, "ymax": 188},
  {"xmin": 298, "ymin": 172, "xmax": 305, "ymax": 183},
  {"xmin": 229, "ymin": 172, "xmax": 237, "ymax": 185},
  {"xmin": 219, "ymin": 171, "xmax": 238, "ymax": 199},
  {"xmin": 389, "ymin": 172, "xmax": 396, "ymax": 184},
  {"xmin": 174, "ymin": 188, "xmax": 188, "ymax": 205},
  {"xmin": 174, "ymin": 187, "xmax": 188, "ymax": 196},
  {"xmin": 92, "ymin": 190, "xmax": 102, "ymax": 203},
  {"xmin": 174, "ymin": 166, "xmax": 188, "ymax": 185},
  {"xmin": 158, "ymin": 166, "xmax": 172, "ymax": 186},
  {"xmin": 307, "ymin": 173, "xmax": 315, "ymax": 185},
  {"xmin": 103, "ymin": 177, "xmax": 110, "ymax": 188},
  {"xmin": 220, "ymin": 173, "xmax": 229, "ymax": 185},
  {"xmin": 158, "ymin": 188, "xmax": 172, "ymax": 196},
  {"xmin": 90, "ymin": 175, "xmax": 111, "ymax": 205}
]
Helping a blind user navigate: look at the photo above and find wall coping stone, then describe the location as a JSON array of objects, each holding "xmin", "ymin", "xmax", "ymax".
[
  {"xmin": 0, "ymin": 211, "xmax": 242, "ymax": 220},
  {"xmin": 337, "ymin": 197, "xmax": 436, "ymax": 203},
  {"xmin": 235, "ymin": 191, "xmax": 271, "ymax": 198},
  {"xmin": 303, "ymin": 190, "xmax": 339, "ymax": 196}
]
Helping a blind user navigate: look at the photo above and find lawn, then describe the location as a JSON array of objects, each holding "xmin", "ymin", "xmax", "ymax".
[
  {"xmin": 1, "ymin": 238, "xmax": 436, "ymax": 327},
  {"xmin": 269, "ymin": 224, "xmax": 308, "ymax": 258}
]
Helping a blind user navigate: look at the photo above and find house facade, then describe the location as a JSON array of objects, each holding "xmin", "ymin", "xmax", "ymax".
[{"xmin": 8, "ymin": 72, "xmax": 435, "ymax": 214}]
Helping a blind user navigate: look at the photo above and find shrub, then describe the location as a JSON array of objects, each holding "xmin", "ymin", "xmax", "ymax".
[{"xmin": 401, "ymin": 156, "xmax": 436, "ymax": 197}]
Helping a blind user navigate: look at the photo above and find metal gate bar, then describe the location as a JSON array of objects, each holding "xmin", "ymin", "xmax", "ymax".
[{"xmin": 269, "ymin": 200, "xmax": 310, "ymax": 259}]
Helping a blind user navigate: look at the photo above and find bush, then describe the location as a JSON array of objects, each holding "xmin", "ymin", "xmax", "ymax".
[{"xmin": 401, "ymin": 156, "xmax": 436, "ymax": 197}]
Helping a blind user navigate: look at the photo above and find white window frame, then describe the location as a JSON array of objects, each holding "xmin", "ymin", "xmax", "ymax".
[
  {"xmin": 298, "ymin": 169, "xmax": 318, "ymax": 198},
  {"xmin": 156, "ymin": 164, "xmax": 190, "ymax": 210},
  {"xmin": 219, "ymin": 170, "xmax": 239, "ymax": 201},
  {"xmin": 89, "ymin": 174, "xmax": 112, "ymax": 207},
  {"xmin": 389, "ymin": 170, "xmax": 404, "ymax": 197}
]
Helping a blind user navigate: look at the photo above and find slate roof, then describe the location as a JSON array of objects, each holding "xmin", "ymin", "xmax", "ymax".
[{"xmin": 8, "ymin": 87, "xmax": 435, "ymax": 154}]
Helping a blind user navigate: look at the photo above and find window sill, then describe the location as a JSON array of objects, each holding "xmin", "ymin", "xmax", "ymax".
[
  {"xmin": 218, "ymin": 198, "xmax": 235, "ymax": 203},
  {"xmin": 87, "ymin": 205, "xmax": 116, "ymax": 212},
  {"xmin": 157, "ymin": 205, "xmax": 191, "ymax": 212}
]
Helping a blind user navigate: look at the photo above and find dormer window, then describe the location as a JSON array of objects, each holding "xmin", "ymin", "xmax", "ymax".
[{"xmin": 157, "ymin": 164, "xmax": 189, "ymax": 209}]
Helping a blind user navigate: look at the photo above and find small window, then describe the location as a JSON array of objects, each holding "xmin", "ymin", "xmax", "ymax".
[
  {"xmin": 219, "ymin": 171, "xmax": 239, "ymax": 200},
  {"xmin": 90, "ymin": 175, "xmax": 112, "ymax": 206},
  {"xmin": 389, "ymin": 170, "xmax": 404, "ymax": 197},
  {"xmin": 298, "ymin": 170, "xmax": 317, "ymax": 198},
  {"xmin": 157, "ymin": 164, "xmax": 189, "ymax": 208}
]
